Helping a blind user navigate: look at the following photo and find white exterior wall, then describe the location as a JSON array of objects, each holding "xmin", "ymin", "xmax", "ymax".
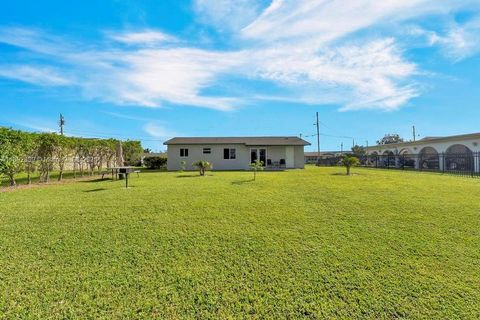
[
  {"xmin": 366, "ymin": 136, "xmax": 480, "ymax": 172},
  {"xmin": 167, "ymin": 144, "xmax": 305, "ymax": 171}
]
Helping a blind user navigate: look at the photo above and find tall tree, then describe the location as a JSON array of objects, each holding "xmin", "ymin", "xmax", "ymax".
[
  {"xmin": 351, "ymin": 145, "xmax": 366, "ymax": 157},
  {"xmin": 0, "ymin": 128, "xmax": 25, "ymax": 186},
  {"xmin": 23, "ymin": 132, "xmax": 38, "ymax": 185},
  {"xmin": 376, "ymin": 134, "xmax": 404, "ymax": 145},
  {"xmin": 37, "ymin": 133, "xmax": 57, "ymax": 183},
  {"xmin": 55, "ymin": 135, "xmax": 72, "ymax": 181},
  {"xmin": 122, "ymin": 140, "xmax": 143, "ymax": 166}
]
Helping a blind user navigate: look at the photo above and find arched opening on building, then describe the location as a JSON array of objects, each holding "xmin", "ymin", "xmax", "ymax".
[
  {"xmin": 445, "ymin": 144, "xmax": 474, "ymax": 172},
  {"xmin": 382, "ymin": 150, "xmax": 395, "ymax": 168},
  {"xmin": 399, "ymin": 148, "xmax": 415, "ymax": 169},
  {"xmin": 367, "ymin": 151, "xmax": 379, "ymax": 167},
  {"xmin": 419, "ymin": 147, "xmax": 439, "ymax": 170}
]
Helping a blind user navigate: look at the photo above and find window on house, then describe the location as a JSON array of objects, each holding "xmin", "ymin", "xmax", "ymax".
[
  {"xmin": 180, "ymin": 148, "xmax": 189, "ymax": 157},
  {"xmin": 203, "ymin": 148, "xmax": 211, "ymax": 154},
  {"xmin": 224, "ymin": 148, "xmax": 236, "ymax": 159}
]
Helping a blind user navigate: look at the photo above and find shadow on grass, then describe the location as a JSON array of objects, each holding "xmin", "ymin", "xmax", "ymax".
[
  {"xmin": 231, "ymin": 179, "xmax": 255, "ymax": 185},
  {"xmin": 83, "ymin": 188, "xmax": 107, "ymax": 193},
  {"xmin": 176, "ymin": 174, "xmax": 214, "ymax": 178},
  {"xmin": 330, "ymin": 173, "xmax": 361, "ymax": 176},
  {"xmin": 79, "ymin": 178, "xmax": 111, "ymax": 183}
]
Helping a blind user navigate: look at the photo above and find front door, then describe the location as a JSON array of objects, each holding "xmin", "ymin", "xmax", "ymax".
[{"xmin": 251, "ymin": 148, "xmax": 266, "ymax": 166}]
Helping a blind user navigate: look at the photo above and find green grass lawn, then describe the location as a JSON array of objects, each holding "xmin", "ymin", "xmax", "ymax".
[{"xmin": 1, "ymin": 167, "xmax": 480, "ymax": 319}]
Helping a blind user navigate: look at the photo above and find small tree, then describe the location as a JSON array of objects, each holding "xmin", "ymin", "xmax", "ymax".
[
  {"xmin": 179, "ymin": 160, "xmax": 186, "ymax": 172},
  {"xmin": 340, "ymin": 155, "xmax": 360, "ymax": 175},
  {"xmin": 192, "ymin": 160, "xmax": 212, "ymax": 176},
  {"xmin": 249, "ymin": 160, "xmax": 264, "ymax": 181}
]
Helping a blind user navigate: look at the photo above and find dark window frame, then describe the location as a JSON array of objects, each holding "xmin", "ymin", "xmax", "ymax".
[
  {"xmin": 224, "ymin": 148, "xmax": 236, "ymax": 160},
  {"xmin": 180, "ymin": 148, "xmax": 189, "ymax": 157}
]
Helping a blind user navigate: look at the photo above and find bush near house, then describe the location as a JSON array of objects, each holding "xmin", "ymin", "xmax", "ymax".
[{"xmin": 143, "ymin": 156, "xmax": 167, "ymax": 169}]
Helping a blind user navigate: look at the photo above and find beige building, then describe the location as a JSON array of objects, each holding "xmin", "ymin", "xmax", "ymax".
[
  {"xmin": 365, "ymin": 132, "xmax": 480, "ymax": 172},
  {"xmin": 164, "ymin": 137, "xmax": 310, "ymax": 171}
]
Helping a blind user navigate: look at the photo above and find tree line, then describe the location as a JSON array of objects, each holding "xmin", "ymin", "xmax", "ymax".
[{"xmin": 0, "ymin": 127, "xmax": 143, "ymax": 186}]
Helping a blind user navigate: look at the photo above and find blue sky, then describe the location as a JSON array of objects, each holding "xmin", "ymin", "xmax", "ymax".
[{"xmin": 0, "ymin": 0, "xmax": 480, "ymax": 151}]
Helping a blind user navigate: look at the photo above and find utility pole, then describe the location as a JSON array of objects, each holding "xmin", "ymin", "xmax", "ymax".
[
  {"xmin": 412, "ymin": 125, "xmax": 416, "ymax": 142},
  {"xmin": 315, "ymin": 112, "xmax": 320, "ymax": 166},
  {"xmin": 341, "ymin": 142, "xmax": 343, "ymax": 154},
  {"xmin": 59, "ymin": 114, "xmax": 65, "ymax": 135}
]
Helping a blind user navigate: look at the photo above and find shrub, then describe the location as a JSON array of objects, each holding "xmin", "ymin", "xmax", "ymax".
[
  {"xmin": 339, "ymin": 155, "xmax": 360, "ymax": 175},
  {"xmin": 192, "ymin": 160, "xmax": 212, "ymax": 176},
  {"xmin": 143, "ymin": 156, "xmax": 167, "ymax": 169}
]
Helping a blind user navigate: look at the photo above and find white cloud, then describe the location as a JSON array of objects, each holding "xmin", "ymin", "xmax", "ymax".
[
  {"xmin": 430, "ymin": 19, "xmax": 480, "ymax": 60},
  {"xmin": 143, "ymin": 122, "xmax": 178, "ymax": 139},
  {"xmin": 194, "ymin": 0, "xmax": 267, "ymax": 32},
  {"xmin": 109, "ymin": 30, "xmax": 176, "ymax": 46},
  {"xmin": 244, "ymin": 38, "xmax": 418, "ymax": 110},
  {"xmin": 0, "ymin": 0, "xmax": 479, "ymax": 112},
  {"xmin": 0, "ymin": 27, "xmax": 241, "ymax": 111},
  {"xmin": 8, "ymin": 119, "xmax": 58, "ymax": 133},
  {"xmin": 0, "ymin": 65, "xmax": 71, "ymax": 86},
  {"xmin": 405, "ymin": 16, "xmax": 480, "ymax": 61},
  {"xmin": 241, "ymin": 0, "xmax": 473, "ymax": 44}
]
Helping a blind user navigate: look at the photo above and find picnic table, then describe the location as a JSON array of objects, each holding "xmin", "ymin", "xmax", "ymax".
[{"xmin": 108, "ymin": 167, "xmax": 140, "ymax": 188}]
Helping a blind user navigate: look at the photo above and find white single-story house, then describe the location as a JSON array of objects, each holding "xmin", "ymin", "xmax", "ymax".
[
  {"xmin": 365, "ymin": 132, "xmax": 480, "ymax": 172},
  {"xmin": 163, "ymin": 136, "xmax": 310, "ymax": 171}
]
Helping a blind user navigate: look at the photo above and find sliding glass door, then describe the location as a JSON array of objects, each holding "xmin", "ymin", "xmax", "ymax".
[{"xmin": 250, "ymin": 148, "xmax": 266, "ymax": 166}]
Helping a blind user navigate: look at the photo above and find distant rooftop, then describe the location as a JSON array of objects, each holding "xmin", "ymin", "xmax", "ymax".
[
  {"xmin": 305, "ymin": 151, "xmax": 343, "ymax": 156},
  {"xmin": 164, "ymin": 136, "xmax": 311, "ymax": 146}
]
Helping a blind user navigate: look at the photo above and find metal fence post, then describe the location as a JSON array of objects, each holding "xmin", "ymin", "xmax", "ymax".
[{"xmin": 442, "ymin": 153, "xmax": 445, "ymax": 173}]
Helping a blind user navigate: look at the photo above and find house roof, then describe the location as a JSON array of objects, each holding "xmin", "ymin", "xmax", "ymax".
[
  {"xmin": 164, "ymin": 136, "xmax": 311, "ymax": 146},
  {"xmin": 366, "ymin": 132, "xmax": 480, "ymax": 150}
]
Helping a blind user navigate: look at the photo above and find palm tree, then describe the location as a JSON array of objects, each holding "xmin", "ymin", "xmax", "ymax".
[
  {"xmin": 340, "ymin": 155, "xmax": 360, "ymax": 175},
  {"xmin": 192, "ymin": 160, "xmax": 212, "ymax": 176}
]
